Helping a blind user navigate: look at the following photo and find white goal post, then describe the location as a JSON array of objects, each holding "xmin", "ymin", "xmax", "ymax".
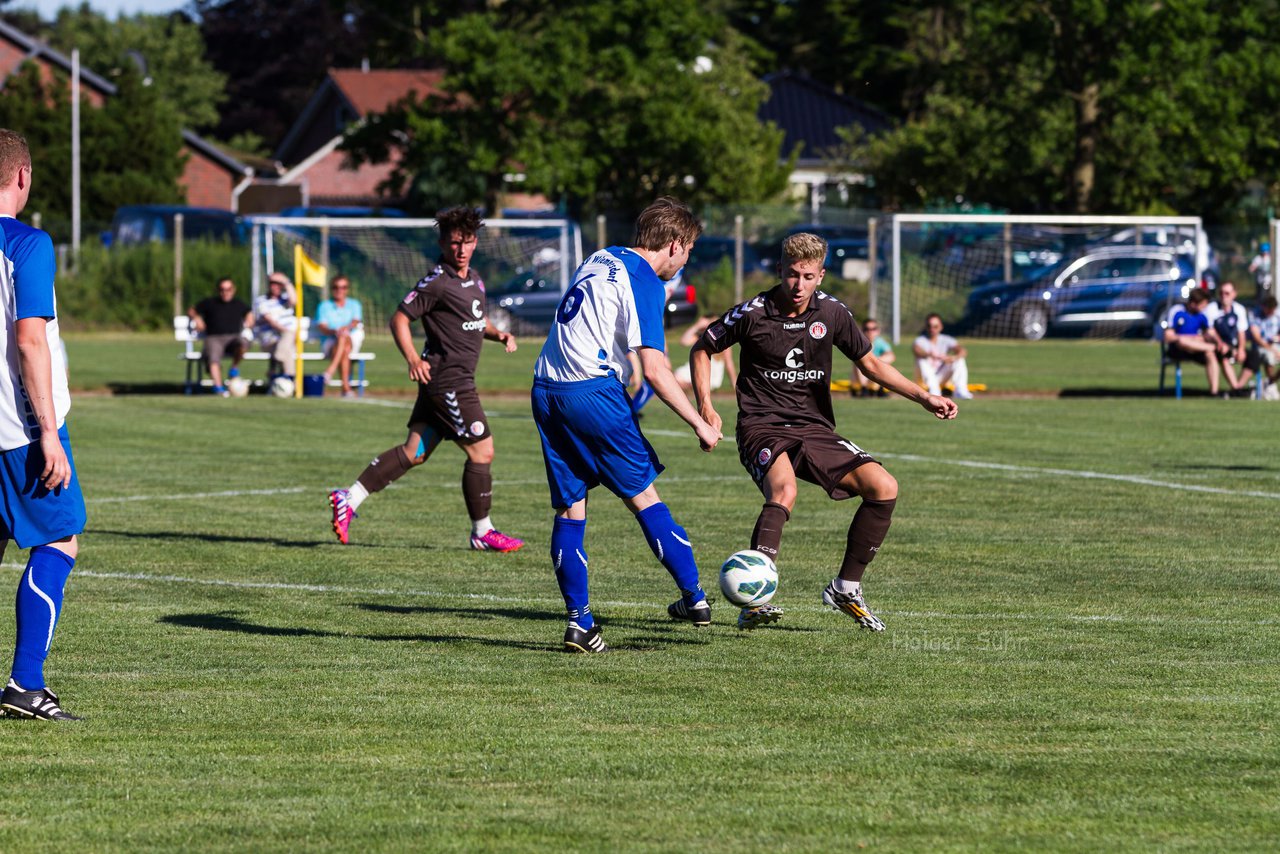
[
  {"xmin": 887, "ymin": 213, "xmax": 1205, "ymax": 343},
  {"xmin": 245, "ymin": 216, "xmax": 583, "ymax": 332}
]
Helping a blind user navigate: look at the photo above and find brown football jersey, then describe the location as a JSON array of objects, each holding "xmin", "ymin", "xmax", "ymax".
[
  {"xmin": 396, "ymin": 260, "xmax": 488, "ymax": 391},
  {"xmin": 700, "ymin": 287, "xmax": 870, "ymax": 428}
]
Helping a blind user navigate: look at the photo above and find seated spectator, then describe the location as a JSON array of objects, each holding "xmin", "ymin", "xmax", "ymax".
[
  {"xmin": 913, "ymin": 313, "xmax": 973, "ymax": 399},
  {"xmin": 673, "ymin": 314, "xmax": 736, "ymax": 392},
  {"xmin": 253, "ymin": 273, "xmax": 298, "ymax": 378},
  {"xmin": 853, "ymin": 318, "xmax": 893, "ymax": 397},
  {"xmin": 315, "ymin": 274, "xmax": 364, "ymax": 398},
  {"xmin": 1245, "ymin": 296, "xmax": 1280, "ymax": 391},
  {"xmin": 188, "ymin": 277, "xmax": 252, "ymax": 397},
  {"xmin": 1164, "ymin": 287, "xmax": 1225, "ymax": 396},
  {"xmin": 1203, "ymin": 281, "xmax": 1249, "ymax": 393}
]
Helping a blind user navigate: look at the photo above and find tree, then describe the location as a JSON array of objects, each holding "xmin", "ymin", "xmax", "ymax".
[
  {"xmin": 196, "ymin": 0, "xmax": 372, "ymax": 151},
  {"xmin": 838, "ymin": 0, "xmax": 1280, "ymax": 217},
  {"xmin": 344, "ymin": 0, "xmax": 790, "ymax": 216},
  {"xmin": 0, "ymin": 64, "xmax": 183, "ymax": 239},
  {"xmin": 42, "ymin": 4, "xmax": 228, "ymax": 132}
]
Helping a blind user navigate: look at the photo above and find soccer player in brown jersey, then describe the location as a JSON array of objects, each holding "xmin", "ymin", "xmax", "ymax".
[
  {"xmin": 691, "ymin": 232, "xmax": 958, "ymax": 631},
  {"xmin": 328, "ymin": 207, "xmax": 524, "ymax": 552}
]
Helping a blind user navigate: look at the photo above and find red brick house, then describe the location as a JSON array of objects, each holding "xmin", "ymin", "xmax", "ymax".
[{"xmin": 0, "ymin": 19, "xmax": 254, "ymax": 210}]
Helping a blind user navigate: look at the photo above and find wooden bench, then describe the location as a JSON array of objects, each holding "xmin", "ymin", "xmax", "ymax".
[{"xmin": 175, "ymin": 315, "xmax": 376, "ymax": 395}]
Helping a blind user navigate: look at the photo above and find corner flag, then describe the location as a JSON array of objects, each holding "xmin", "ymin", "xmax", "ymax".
[{"xmin": 293, "ymin": 245, "xmax": 327, "ymax": 397}]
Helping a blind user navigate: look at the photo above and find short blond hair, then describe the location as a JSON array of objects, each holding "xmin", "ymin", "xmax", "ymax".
[
  {"xmin": 633, "ymin": 196, "xmax": 702, "ymax": 251},
  {"xmin": 781, "ymin": 233, "xmax": 828, "ymax": 266},
  {"xmin": 0, "ymin": 129, "xmax": 31, "ymax": 188}
]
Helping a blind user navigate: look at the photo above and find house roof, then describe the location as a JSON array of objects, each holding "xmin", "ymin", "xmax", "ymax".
[
  {"xmin": 759, "ymin": 71, "xmax": 888, "ymax": 166},
  {"xmin": 181, "ymin": 130, "xmax": 252, "ymax": 177},
  {"xmin": 275, "ymin": 68, "xmax": 445, "ymax": 163},
  {"xmin": 328, "ymin": 68, "xmax": 445, "ymax": 117},
  {"xmin": 0, "ymin": 18, "xmax": 117, "ymax": 95}
]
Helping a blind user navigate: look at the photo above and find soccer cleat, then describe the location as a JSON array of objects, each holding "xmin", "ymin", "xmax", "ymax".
[
  {"xmin": 667, "ymin": 597, "xmax": 712, "ymax": 627},
  {"xmin": 822, "ymin": 581, "xmax": 886, "ymax": 631},
  {"xmin": 1, "ymin": 679, "xmax": 83, "ymax": 721},
  {"xmin": 470, "ymin": 529, "xmax": 524, "ymax": 552},
  {"xmin": 563, "ymin": 622, "xmax": 608, "ymax": 654},
  {"xmin": 736, "ymin": 603, "xmax": 784, "ymax": 631},
  {"xmin": 328, "ymin": 488, "xmax": 357, "ymax": 544}
]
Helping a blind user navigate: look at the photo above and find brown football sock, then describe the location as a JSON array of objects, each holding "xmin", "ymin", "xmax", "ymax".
[
  {"xmin": 751, "ymin": 502, "xmax": 790, "ymax": 560},
  {"xmin": 462, "ymin": 461, "xmax": 493, "ymax": 521},
  {"xmin": 839, "ymin": 498, "xmax": 896, "ymax": 582},
  {"xmin": 356, "ymin": 445, "xmax": 414, "ymax": 494}
]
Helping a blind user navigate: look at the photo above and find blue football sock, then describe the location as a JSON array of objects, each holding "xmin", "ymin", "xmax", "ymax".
[
  {"xmin": 635, "ymin": 503, "xmax": 705, "ymax": 603},
  {"xmin": 11, "ymin": 546, "xmax": 75, "ymax": 691},
  {"xmin": 551, "ymin": 517, "xmax": 592, "ymax": 629},
  {"xmin": 630, "ymin": 381, "xmax": 655, "ymax": 414}
]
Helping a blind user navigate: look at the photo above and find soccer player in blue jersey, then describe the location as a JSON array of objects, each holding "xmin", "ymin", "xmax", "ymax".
[
  {"xmin": 532, "ymin": 197, "xmax": 722, "ymax": 653},
  {"xmin": 0, "ymin": 130, "xmax": 87, "ymax": 720}
]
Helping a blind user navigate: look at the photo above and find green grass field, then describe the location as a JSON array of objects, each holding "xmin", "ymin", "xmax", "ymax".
[{"xmin": 2, "ymin": 335, "xmax": 1277, "ymax": 851}]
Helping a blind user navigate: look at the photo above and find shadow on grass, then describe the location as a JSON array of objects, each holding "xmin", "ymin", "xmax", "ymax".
[
  {"xmin": 352, "ymin": 601, "xmax": 820, "ymax": 634},
  {"xmin": 87, "ymin": 527, "xmax": 395, "ymax": 550},
  {"xmin": 1057, "ymin": 387, "xmax": 1167, "ymax": 398},
  {"xmin": 106, "ymin": 382, "xmax": 190, "ymax": 395},
  {"xmin": 159, "ymin": 610, "xmax": 715, "ymax": 652}
]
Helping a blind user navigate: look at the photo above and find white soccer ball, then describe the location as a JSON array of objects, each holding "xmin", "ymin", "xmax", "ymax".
[
  {"xmin": 226, "ymin": 377, "xmax": 251, "ymax": 398},
  {"xmin": 719, "ymin": 549, "xmax": 778, "ymax": 607},
  {"xmin": 270, "ymin": 375, "xmax": 295, "ymax": 398}
]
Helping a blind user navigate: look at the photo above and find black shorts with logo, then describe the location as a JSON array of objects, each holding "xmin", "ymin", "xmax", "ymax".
[
  {"xmin": 408, "ymin": 385, "xmax": 490, "ymax": 445},
  {"xmin": 736, "ymin": 421, "xmax": 878, "ymax": 500}
]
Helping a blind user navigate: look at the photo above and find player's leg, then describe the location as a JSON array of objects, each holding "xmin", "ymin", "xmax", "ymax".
[
  {"xmin": 2, "ymin": 428, "xmax": 87, "ymax": 720},
  {"xmin": 752, "ymin": 454, "xmax": 797, "ymax": 563},
  {"xmin": 453, "ymin": 393, "xmax": 522, "ymax": 552},
  {"xmin": 1205, "ymin": 351, "xmax": 1222, "ymax": 395},
  {"xmin": 821, "ymin": 462, "xmax": 897, "ymax": 632},
  {"xmin": 532, "ymin": 382, "xmax": 605, "ymax": 652},
  {"xmin": 623, "ymin": 484, "xmax": 710, "ymax": 626},
  {"xmin": 328, "ymin": 423, "xmax": 440, "ymax": 544}
]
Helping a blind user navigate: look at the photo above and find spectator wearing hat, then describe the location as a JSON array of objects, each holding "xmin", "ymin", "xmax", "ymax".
[{"xmin": 252, "ymin": 273, "xmax": 298, "ymax": 378}]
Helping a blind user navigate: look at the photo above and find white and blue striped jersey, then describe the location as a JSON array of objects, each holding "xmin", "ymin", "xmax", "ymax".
[
  {"xmin": 0, "ymin": 216, "xmax": 68, "ymax": 451},
  {"xmin": 534, "ymin": 246, "xmax": 667, "ymax": 384}
]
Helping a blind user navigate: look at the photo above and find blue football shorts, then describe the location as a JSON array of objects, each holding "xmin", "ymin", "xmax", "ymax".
[
  {"xmin": 531, "ymin": 375, "xmax": 664, "ymax": 508},
  {"xmin": 0, "ymin": 423, "xmax": 87, "ymax": 549}
]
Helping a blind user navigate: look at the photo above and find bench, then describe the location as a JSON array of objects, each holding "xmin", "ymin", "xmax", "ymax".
[{"xmin": 175, "ymin": 315, "xmax": 376, "ymax": 395}]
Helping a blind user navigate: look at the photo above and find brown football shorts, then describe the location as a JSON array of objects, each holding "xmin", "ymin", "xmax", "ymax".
[
  {"xmin": 408, "ymin": 385, "xmax": 490, "ymax": 445},
  {"xmin": 736, "ymin": 421, "xmax": 878, "ymax": 500}
]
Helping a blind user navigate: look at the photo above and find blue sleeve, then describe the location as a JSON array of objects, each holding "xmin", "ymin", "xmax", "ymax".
[
  {"xmin": 316, "ymin": 300, "xmax": 335, "ymax": 328},
  {"xmin": 11, "ymin": 228, "xmax": 56, "ymax": 320},
  {"xmin": 633, "ymin": 280, "xmax": 666, "ymax": 351}
]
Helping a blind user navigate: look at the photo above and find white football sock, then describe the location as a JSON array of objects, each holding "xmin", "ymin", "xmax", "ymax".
[
  {"xmin": 347, "ymin": 482, "xmax": 369, "ymax": 511},
  {"xmin": 832, "ymin": 577, "xmax": 862, "ymax": 595},
  {"xmin": 472, "ymin": 516, "xmax": 494, "ymax": 536}
]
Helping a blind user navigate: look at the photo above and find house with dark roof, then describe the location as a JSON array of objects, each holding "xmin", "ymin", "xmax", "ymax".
[
  {"xmin": 0, "ymin": 19, "xmax": 258, "ymax": 211},
  {"xmin": 760, "ymin": 70, "xmax": 888, "ymax": 209}
]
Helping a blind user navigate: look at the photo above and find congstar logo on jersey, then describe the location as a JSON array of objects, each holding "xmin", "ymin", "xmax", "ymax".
[
  {"xmin": 461, "ymin": 300, "xmax": 486, "ymax": 330},
  {"xmin": 762, "ymin": 348, "xmax": 824, "ymax": 383}
]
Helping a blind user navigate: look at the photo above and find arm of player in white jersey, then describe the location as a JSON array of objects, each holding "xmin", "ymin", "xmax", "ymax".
[
  {"xmin": 15, "ymin": 317, "xmax": 71, "ymax": 488},
  {"xmin": 638, "ymin": 346, "xmax": 722, "ymax": 451}
]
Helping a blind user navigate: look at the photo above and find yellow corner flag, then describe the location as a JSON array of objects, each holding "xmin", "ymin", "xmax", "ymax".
[{"xmin": 293, "ymin": 245, "xmax": 327, "ymax": 397}]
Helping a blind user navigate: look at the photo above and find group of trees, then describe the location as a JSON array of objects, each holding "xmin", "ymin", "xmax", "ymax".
[{"xmin": 5, "ymin": 0, "xmax": 1280, "ymax": 227}]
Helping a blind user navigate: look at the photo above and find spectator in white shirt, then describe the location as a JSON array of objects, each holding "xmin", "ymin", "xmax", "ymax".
[{"xmin": 913, "ymin": 313, "xmax": 973, "ymax": 399}]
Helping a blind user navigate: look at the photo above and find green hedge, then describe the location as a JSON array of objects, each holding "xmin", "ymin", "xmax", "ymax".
[{"xmin": 58, "ymin": 240, "xmax": 252, "ymax": 330}]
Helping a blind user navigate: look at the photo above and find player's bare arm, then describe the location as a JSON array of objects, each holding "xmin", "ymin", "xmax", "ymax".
[
  {"xmin": 857, "ymin": 352, "xmax": 958, "ymax": 420},
  {"xmin": 638, "ymin": 346, "xmax": 721, "ymax": 451},
  {"xmin": 15, "ymin": 316, "xmax": 70, "ymax": 489},
  {"xmin": 483, "ymin": 319, "xmax": 517, "ymax": 353},
  {"xmin": 688, "ymin": 342, "xmax": 722, "ymax": 436},
  {"xmin": 390, "ymin": 310, "xmax": 431, "ymax": 385}
]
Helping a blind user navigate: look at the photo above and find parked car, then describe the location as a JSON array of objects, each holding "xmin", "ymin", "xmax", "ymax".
[
  {"xmin": 105, "ymin": 205, "xmax": 244, "ymax": 247},
  {"xmin": 962, "ymin": 246, "xmax": 1200, "ymax": 340}
]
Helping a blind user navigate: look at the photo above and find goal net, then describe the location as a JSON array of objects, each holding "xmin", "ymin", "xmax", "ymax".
[
  {"xmin": 880, "ymin": 214, "xmax": 1207, "ymax": 343},
  {"xmin": 245, "ymin": 216, "xmax": 583, "ymax": 333}
]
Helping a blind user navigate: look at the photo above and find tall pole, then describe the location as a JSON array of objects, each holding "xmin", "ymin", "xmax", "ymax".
[
  {"xmin": 867, "ymin": 217, "xmax": 878, "ymax": 321},
  {"xmin": 173, "ymin": 213, "xmax": 184, "ymax": 316},
  {"xmin": 596, "ymin": 214, "xmax": 606, "ymax": 251},
  {"xmin": 71, "ymin": 49, "xmax": 81, "ymax": 270},
  {"xmin": 733, "ymin": 215, "xmax": 744, "ymax": 304}
]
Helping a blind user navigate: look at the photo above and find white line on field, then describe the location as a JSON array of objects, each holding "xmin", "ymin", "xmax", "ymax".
[
  {"xmin": 878, "ymin": 454, "xmax": 1280, "ymax": 500},
  {"xmin": 3, "ymin": 566, "xmax": 1271, "ymax": 627},
  {"xmin": 88, "ymin": 487, "xmax": 308, "ymax": 505}
]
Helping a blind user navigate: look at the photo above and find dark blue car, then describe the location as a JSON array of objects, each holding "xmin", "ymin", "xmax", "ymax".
[{"xmin": 962, "ymin": 246, "xmax": 1199, "ymax": 340}]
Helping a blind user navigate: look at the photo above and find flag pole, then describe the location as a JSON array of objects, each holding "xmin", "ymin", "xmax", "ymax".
[{"xmin": 293, "ymin": 245, "xmax": 304, "ymax": 398}]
